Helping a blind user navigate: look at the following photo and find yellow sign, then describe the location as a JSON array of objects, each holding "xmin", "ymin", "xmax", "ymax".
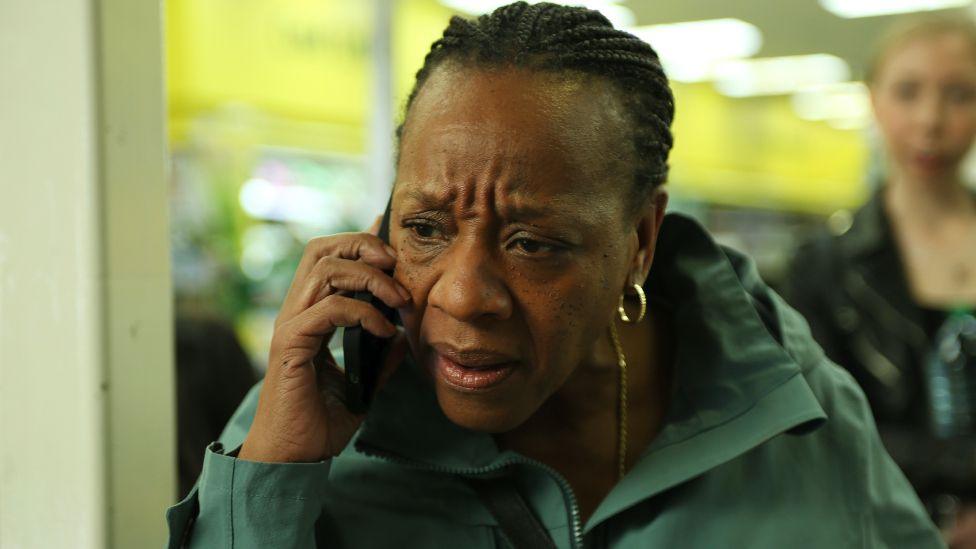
[
  {"xmin": 166, "ymin": 1, "xmax": 869, "ymax": 213},
  {"xmin": 669, "ymin": 83, "xmax": 869, "ymax": 213}
]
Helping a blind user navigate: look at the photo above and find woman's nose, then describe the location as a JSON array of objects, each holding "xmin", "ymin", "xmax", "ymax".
[
  {"xmin": 427, "ymin": 241, "xmax": 513, "ymax": 322},
  {"xmin": 915, "ymin": 94, "xmax": 947, "ymax": 137}
]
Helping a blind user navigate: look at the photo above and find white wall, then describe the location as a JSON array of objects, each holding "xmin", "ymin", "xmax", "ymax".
[{"xmin": 0, "ymin": 0, "xmax": 174, "ymax": 547}]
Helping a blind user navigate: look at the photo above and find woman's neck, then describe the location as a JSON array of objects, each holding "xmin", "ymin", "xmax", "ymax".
[
  {"xmin": 885, "ymin": 169, "xmax": 975, "ymax": 225},
  {"xmin": 498, "ymin": 341, "xmax": 620, "ymax": 458},
  {"xmin": 497, "ymin": 308, "xmax": 670, "ymax": 452},
  {"xmin": 494, "ymin": 307, "xmax": 673, "ymax": 521}
]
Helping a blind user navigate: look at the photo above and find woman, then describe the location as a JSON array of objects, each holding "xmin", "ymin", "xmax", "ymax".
[
  {"xmin": 168, "ymin": 4, "xmax": 940, "ymax": 547},
  {"xmin": 787, "ymin": 16, "xmax": 976, "ymax": 539}
]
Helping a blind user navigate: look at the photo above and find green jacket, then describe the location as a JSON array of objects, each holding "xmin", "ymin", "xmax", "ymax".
[{"xmin": 166, "ymin": 214, "xmax": 943, "ymax": 548}]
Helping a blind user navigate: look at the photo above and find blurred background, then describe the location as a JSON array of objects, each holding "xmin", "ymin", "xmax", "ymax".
[
  {"xmin": 5, "ymin": 0, "xmax": 976, "ymax": 547},
  {"xmin": 165, "ymin": 0, "xmax": 976, "ymax": 369}
]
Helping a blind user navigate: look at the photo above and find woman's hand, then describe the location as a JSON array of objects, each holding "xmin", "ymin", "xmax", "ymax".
[
  {"xmin": 238, "ymin": 230, "xmax": 410, "ymax": 463},
  {"xmin": 949, "ymin": 507, "xmax": 976, "ymax": 549}
]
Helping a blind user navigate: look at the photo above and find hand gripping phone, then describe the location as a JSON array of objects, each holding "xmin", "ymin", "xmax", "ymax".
[{"xmin": 342, "ymin": 200, "xmax": 398, "ymax": 414}]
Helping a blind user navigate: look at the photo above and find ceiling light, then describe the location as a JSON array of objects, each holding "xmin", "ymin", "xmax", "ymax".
[
  {"xmin": 713, "ymin": 54, "xmax": 851, "ymax": 97},
  {"xmin": 792, "ymin": 81, "xmax": 870, "ymax": 121},
  {"xmin": 819, "ymin": 0, "xmax": 972, "ymax": 18},
  {"xmin": 627, "ymin": 19, "xmax": 762, "ymax": 83},
  {"xmin": 792, "ymin": 81, "xmax": 871, "ymax": 130}
]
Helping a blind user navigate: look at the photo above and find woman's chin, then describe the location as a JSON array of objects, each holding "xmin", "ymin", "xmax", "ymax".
[
  {"xmin": 435, "ymin": 388, "xmax": 533, "ymax": 433},
  {"xmin": 901, "ymin": 156, "xmax": 959, "ymax": 183}
]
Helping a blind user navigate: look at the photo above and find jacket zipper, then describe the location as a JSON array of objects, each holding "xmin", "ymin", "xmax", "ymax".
[
  {"xmin": 357, "ymin": 443, "xmax": 584, "ymax": 548},
  {"xmin": 527, "ymin": 457, "xmax": 584, "ymax": 549}
]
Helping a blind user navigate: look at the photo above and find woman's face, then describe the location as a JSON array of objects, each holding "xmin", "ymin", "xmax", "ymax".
[
  {"xmin": 872, "ymin": 31, "xmax": 976, "ymax": 183},
  {"xmin": 391, "ymin": 65, "xmax": 651, "ymax": 433}
]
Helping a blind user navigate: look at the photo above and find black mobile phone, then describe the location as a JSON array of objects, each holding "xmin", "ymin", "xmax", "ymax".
[{"xmin": 342, "ymin": 200, "xmax": 398, "ymax": 414}]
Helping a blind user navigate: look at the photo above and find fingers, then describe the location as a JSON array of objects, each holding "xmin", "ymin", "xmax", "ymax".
[
  {"xmin": 273, "ymin": 294, "xmax": 398, "ymax": 372},
  {"xmin": 277, "ymin": 232, "xmax": 400, "ymax": 328},
  {"xmin": 309, "ymin": 256, "xmax": 409, "ymax": 308},
  {"xmin": 280, "ymin": 256, "xmax": 409, "ymax": 326},
  {"xmin": 296, "ymin": 233, "xmax": 396, "ymax": 284},
  {"xmin": 307, "ymin": 294, "xmax": 398, "ymax": 337},
  {"xmin": 366, "ymin": 215, "xmax": 384, "ymax": 236}
]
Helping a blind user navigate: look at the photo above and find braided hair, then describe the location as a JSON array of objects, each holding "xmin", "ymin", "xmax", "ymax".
[{"xmin": 396, "ymin": 1, "xmax": 675, "ymax": 208}]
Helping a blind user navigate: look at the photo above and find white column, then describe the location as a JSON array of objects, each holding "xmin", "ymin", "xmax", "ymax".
[
  {"xmin": 0, "ymin": 0, "xmax": 174, "ymax": 547},
  {"xmin": 367, "ymin": 0, "xmax": 396, "ymax": 218}
]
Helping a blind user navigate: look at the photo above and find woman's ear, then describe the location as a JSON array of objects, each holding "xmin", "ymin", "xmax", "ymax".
[{"xmin": 630, "ymin": 188, "xmax": 668, "ymax": 286}]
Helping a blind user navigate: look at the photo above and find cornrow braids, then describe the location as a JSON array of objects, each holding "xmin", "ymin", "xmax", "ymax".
[{"xmin": 396, "ymin": 1, "xmax": 675, "ymax": 205}]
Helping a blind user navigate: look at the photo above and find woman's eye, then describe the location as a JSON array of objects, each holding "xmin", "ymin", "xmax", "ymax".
[
  {"xmin": 893, "ymin": 81, "xmax": 918, "ymax": 102},
  {"xmin": 511, "ymin": 237, "xmax": 557, "ymax": 256},
  {"xmin": 404, "ymin": 221, "xmax": 441, "ymax": 239},
  {"xmin": 946, "ymin": 85, "xmax": 976, "ymax": 104},
  {"xmin": 414, "ymin": 224, "xmax": 435, "ymax": 238},
  {"xmin": 516, "ymin": 238, "xmax": 541, "ymax": 253}
]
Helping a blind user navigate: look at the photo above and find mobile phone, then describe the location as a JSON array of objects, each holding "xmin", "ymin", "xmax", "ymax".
[{"xmin": 342, "ymin": 200, "xmax": 398, "ymax": 414}]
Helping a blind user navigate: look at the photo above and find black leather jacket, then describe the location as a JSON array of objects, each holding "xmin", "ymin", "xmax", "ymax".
[{"xmin": 785, "ymin": 190, "xmax": 976, "ymax": 503}]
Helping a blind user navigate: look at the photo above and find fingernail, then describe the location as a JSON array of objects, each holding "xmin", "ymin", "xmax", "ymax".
[
  {"xmin": 397, "ymin": 284, "xmax": 411, "ymax": 303},
  {"xmin": 384, "ymin": 244, "xmax": 397, "ymax": 258}
]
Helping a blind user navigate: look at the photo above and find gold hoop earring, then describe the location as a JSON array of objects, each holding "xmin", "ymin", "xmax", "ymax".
[{"xmin": 617, "ymin": 283, "xmax": 646, "ymax": 324}]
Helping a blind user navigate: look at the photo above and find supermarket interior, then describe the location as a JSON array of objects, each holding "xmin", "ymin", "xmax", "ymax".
[
  {"xmin": 5, "ymin": 0, "xmax": 976, "ymax": 547},
  {"xmin": 167, "ymin": 0, "xmax": 890, "ymax": 366}
]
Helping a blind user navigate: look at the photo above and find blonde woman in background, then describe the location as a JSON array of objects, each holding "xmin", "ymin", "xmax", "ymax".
[{"xmin": 788, "ymin": 16, "xmax": 976, "ymax": 547}]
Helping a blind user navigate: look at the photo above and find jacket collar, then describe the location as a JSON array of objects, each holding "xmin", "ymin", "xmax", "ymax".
[
  {"xmin": 836, "ymin": 189, "xmax": 890, "ymax": 261},
  {"xmin": 832, "ymin": 188, "xmax": 924, "ymax": 343},
  {"xmin": 642, "ymin": 214, "xmax": 823, "ymax": 443},
  {"xmin": 839, "ymin": 185, "xmax": 976, "ymax": 260},
  {"xmin": 354, "ymin": 213, "xmax": 826, "ymax": 527},
  {"xmin": 584, "ymin": 214, "xmax": 826, "ymax": 530}
]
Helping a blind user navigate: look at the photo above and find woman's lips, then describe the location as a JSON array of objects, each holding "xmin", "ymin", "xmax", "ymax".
[
  {"xmin": 434, "ymin": 353, "xmax": 516, "ymax": 391},
  {"xmin": 913, "ymin": 151, "xmax": 948, "ymax": 173}
]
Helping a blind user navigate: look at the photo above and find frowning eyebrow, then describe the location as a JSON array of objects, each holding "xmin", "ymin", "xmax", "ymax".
[
  {"xmin": 399, "ymin": 187, "xmax": 565, "ymax": 222},
  {"xmin": 499, "ymin": 203, "xmax": 564, "ymax": 222},
  {"xmin": 400, "ymin": 187, "xmax": 451, "ymax": 210}
]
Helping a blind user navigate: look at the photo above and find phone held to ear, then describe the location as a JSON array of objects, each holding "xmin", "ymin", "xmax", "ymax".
[{"xmin": 343, "ymin": 202, "xmax": 397, "ymax": 414}]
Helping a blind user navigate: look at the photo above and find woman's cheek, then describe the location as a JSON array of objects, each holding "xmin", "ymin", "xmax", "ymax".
[
  {"xmin": 949, "ymin": 112, "xmax": 976, "ymax": 151},
  {"xmin": 532, "ymin": 281, "xmax": 592, "ymax": 356},
  {"xmin": 393, "ymin": 258, "xmax": 430, "ymax": 351}
]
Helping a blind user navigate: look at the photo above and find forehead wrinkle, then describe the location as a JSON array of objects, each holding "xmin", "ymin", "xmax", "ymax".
[
  {"xmin": 434, "ymin": 143, "xmax": 530, "ymax": 220},
  {"xmin": 397, "ymin": 68, "xmax": 633, "ymax": 227},
  {"xmin": 499, "ymin": 192, "xmax": 608, "ymax": 233}
]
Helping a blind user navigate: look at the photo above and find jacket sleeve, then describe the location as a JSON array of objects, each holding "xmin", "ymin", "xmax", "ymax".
[
  {"xmin": 861, "ymin": 433, "xmax": 947, "ymax": 548},
  {"xmin": 166, "ymin": 443, "xmax": 330, "ymax": 549},
  {"xmin": 165, "ymin": 383, "xmax": 331, "ymax": 549},
  {"xmin": 813, "ymin": 363, "xmax": 945, "ymax": 547}
]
